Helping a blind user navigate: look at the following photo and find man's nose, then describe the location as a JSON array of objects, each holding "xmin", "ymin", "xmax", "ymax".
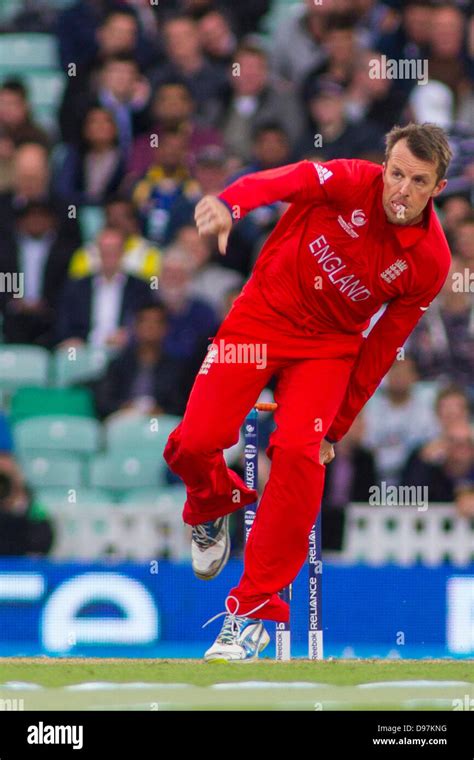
[{"xmin": 399, "ymin": 179, "xmax": 411, "ymax": 195}]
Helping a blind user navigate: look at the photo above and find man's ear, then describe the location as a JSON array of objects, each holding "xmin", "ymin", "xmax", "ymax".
[{"xmin": 431, "ymin": 178, "xmax": 448, "ymax": 198}]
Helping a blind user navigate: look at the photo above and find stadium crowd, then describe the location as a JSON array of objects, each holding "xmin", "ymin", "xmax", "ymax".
[{"xmin": 0, "ymin": 0, "xmax": 472, "ymax": 555}]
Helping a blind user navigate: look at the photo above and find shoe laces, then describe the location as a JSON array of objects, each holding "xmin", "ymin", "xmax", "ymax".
[
  {"xmin": 192, "ymin": 519, "xmax": 222, "ymax": 549},
  {"xmin": 202, "ymin": 595, "xmax": 269, "ymax": 643}
]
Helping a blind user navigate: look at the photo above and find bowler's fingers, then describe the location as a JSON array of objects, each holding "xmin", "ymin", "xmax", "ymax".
[{"xmin": 218, "ymin": 229, "xmax": 230, "ymax": 255}]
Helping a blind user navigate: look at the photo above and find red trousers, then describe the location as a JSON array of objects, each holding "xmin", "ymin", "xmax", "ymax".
[{"xmin": 163, "ymin": 277, "xmax": 363, "ymax": 622}]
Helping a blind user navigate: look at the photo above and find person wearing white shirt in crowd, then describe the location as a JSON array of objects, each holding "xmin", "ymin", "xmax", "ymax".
[{"xmin": 362, "ymin": 356, "xmax": 439, "ymax": 486}]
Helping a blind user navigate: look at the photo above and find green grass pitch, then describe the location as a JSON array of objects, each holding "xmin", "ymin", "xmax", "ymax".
[{"xmin": 0, "ymin": 658, "xmax": 472, "ymax": 710}]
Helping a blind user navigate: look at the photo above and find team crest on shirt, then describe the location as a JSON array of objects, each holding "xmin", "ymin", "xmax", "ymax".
[
  {"xmin": 337, "ymin": 209, "xmax": 367, "ymax": 238},
  {"xmin": 380, "ymin": 258, "xmax": 408, "ymax": 283}
]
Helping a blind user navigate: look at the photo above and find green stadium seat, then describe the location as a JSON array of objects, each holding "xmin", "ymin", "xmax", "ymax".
[
  {"xmin": 53, "ymin": 345, "xmax": 110, "ymax": 387},
  {"xmin": 10, "ymin": 387, "xmax": 95, "ymax": 423},
  {"xmin": 79, "ymin": 205, "xmax": 106, "ymax": 241},
  {"xmin": 0, "ymin": 345, "xmax": 49, "ymax": 391},
  {"xmin": 36, "ymin": 486, "xmax": 115, "ymax": 510},
  {"xmin": 0, "ymin": 34, "xmax": 59, "ymax": 69},
  {"xmin": 14, "ymin": 415, "xmax": 102, "ymax": 455},
  {"xmin": 0, "ymin": 0, "xmax": 20, "ymax": 23},
  {"xmin": 89, "ymin": 452, "xmax": 161, "ymax": 492},
  {"xmin": 20, "ymin": 452, "xmax": 84, "ymax": 488},
  {"xmin": 105, "ymin": 414, "xmax": 181, "ymax": 451},
  {"xmin": 24, "ymin": 69, "xmax": 66, "ymax": 125}
]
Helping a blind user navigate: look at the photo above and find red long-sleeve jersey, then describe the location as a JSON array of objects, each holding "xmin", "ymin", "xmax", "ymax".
[{"xmin": 218, "ymin": 159, "xmax": 451, "ymax": 442}]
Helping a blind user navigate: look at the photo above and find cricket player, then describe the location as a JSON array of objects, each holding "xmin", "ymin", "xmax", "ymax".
[{"xmin": 163, "ymin": 123, "xmax": 452, "ymax": 661}]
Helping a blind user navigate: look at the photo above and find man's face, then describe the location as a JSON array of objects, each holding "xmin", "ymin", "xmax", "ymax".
[
  {"xmin": 106, "ymin": 202, "xmax": 136, "ymax": 235},
  {"xmin": 97, "ymin": 230, "xmax": 124, "ymax": 276},
  {"xmin": 254, "ymin": 130, "xmax": 290, "ymax": 168},
  {"xmin": 135, "ymin": 309, "xmax": 166, "ymax": 344},
  {"xmin": 164, "ymin": 19, "xmax": 200, "ymax": 62},
  {"xmin": 382, "ymin": 139, "xmax": 447, "ymax": 226},
  {"xmin": 437, "ymin": 394, "xmax": 469, "ymax": 429},
  {"xmin": 102, "ymin": 62, "xmax": 137, "ymax": 101},
  {"xmin": 18, "ymin": 208, "xmax": 55, "ymax": 238},
  {"xmin": 455, "ymin": 222, "xmax": 474, "ymax": 262},
  {"xmin": 310, "ymin": 93, "xmax": 344, "ymax": 126},
  {"xmin": 0, "ymin": 91, "xmax": 27, "ymax": 127},
  {"xmin": 154, "ymin": 134, "xmax": 187, "ymax": 171},
  {"xmin": 154, "ymin": 85, "xmax": 193, "ymax": 124},
  {"xmin": 14, "ymin": 145, "xmax": 50, "ymax": 197},
  {"xmin": 387, "ymin": 359, "xmax": 417, "ymax": 394},
  {"xmin": 233, "ymin": 53, "xmax": 267, "ymax": 96},
  {"xmin": 99, "ymin": 14, "xmax": 137, "ymax": 55}
]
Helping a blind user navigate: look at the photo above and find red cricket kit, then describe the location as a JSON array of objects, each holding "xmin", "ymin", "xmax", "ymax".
[{"xmin": 164, "ymin": 159, "xmax": 451, "ymax": 622}]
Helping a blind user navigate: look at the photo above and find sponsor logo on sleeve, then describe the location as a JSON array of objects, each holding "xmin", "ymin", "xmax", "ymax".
[{"xmin": 313, "ymin": 163, "xmax": 334, "ymax": 185}]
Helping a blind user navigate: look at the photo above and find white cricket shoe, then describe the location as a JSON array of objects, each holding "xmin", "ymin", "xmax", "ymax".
[
  {"xmin": 191, "ymin": 515, "xmax": 230, "ymax": 580},
  {"xmin": 203, "ymin": 596, "xmax": 270, "ymax": 662}
]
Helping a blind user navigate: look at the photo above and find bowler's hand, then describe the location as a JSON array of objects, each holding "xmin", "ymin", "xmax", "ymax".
[
  {"xmin": 319, "ymin": 438, "xmax": 335, "ymax": 465},
  {"xmin": 195, "ymin": 195, "xmax": 232, "ymax": 254}
]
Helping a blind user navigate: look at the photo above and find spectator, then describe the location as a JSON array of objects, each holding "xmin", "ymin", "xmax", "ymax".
[
  {"xmin": 303, "ymin": 12, "xmax": 362, "ymax": 95},
  {"xmin": 176, "ymin": 226, "xmax": 244, "ymax": 314},
  {"xmin": 156, "ymin": 246, "xmax": 219, "ymax": 364},
  {"xmin": 0, "ymin": 129, "xmax": 15, "ymax": 192},
  {"xmin": 163, "ymin": 143, "xmax": 257, "ymax": 276},
  {"xmin": 427, "ymin": 3, "xmax": 471, "ymax": 101},
  {"xmin": 0, "ymin": 202, "xmax": 77, "ymax": 347},
  {"xmin": 219, "ymin": 43, "xmax": 304, "ymax": 164},
  {"xmin": 60, "ymin": 55, "xmax": 151, "ymax": 154},
  {"xmin": 54, "ymin": 105, "xmax": 125, "ymax": 206},
  {"xmin": 68, "ymin": 197, "xmax": 161, "ymax": 281},
  {"xmin": 296, "ymin": 78, "xmax": 385, "ymax": 161},
  {"xmin": 0, "ymin": 457, "xmax": 53, "ymax": 556},
  {"xmin": 408, "ymin": 80, "xmax": 474, "ymax": 199},
  {"xmin": 322, "ymin": 412, "xmax": 378, "ymax": 550},
  {"xmin": 434, "ymin": 384, "xmax": 472, "ymax": 429},
  {"xmin": 151, "ymin": 14, "xmax": 228, "ymax": 125},
  {"xmin": 401, "ymin": 420, "xmax": 474, "ymax": 508},
  {"xmin": 56, "ymin": 226, "xmax": 152, "ymax": 347},
  {"xmin": 453, "ymin": 215, "xmax": 474, "ymax": 269},
  {"xmin": 375, "ymin": 0, "xmax": 432, "ymax": 63},
  {"xmin": 270, "ymin": 0, "xmax": 330, "ymax": 86},
  {"xmin": 0, "ymin": 79, "xmax": 49, "ymax": 147},
  {"xmin": 94, "ymin": 303, "xmax": 192, "ymax": 419},
  {"xmin": 226, "ymin": 123, "xmax": 294, "ymax": 266},
  {"xmin": 132, "ymin": 126, "xmax": 197, "ymax": 245},
  {"xmin": 57, "ymin": 3, "xmax": 156, "ymax": 77},
  {"xmin": 164, "ymin": 143, "xmax": 228, "ymax": 243},
  {"xmin": 345, "ymin": 49, "xmax": 408, "ymax": 132},
  {"xmin": 0, "ymin": 142, "xmax": 81, "ymax": 244},
  {"xmin": 240, "ymin": 122, "xmax": 292, "ymax": 173},
  {"xmin": 127, "ymin": 80, "xmax": 223, "ymax": 181},
  {"xmin": 213, "ymin": 0, "xmax": 270, "ymax": 38},
  {"xmin": 197, "ymin": 9, "xmax": 237, "ymax": 69},
  {"xmin": 406, "ymin": 258, "xmax": 474, "ymax": 393},
  {"xmin": 408, "ymin": 79, "xmax": 454, "ymax": 131},
  {"xmin": 362, "ymin": 356, "xmax": 439, "ymax": 486},
  {"xmin": 438, "ymin": 194, "xmax": 471, "ymax": 246}
]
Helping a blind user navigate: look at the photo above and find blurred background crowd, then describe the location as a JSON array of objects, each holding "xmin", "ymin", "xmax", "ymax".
[{"xmin": 0, "ymin": 0, "xmax": 472, "ymax": 558}]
